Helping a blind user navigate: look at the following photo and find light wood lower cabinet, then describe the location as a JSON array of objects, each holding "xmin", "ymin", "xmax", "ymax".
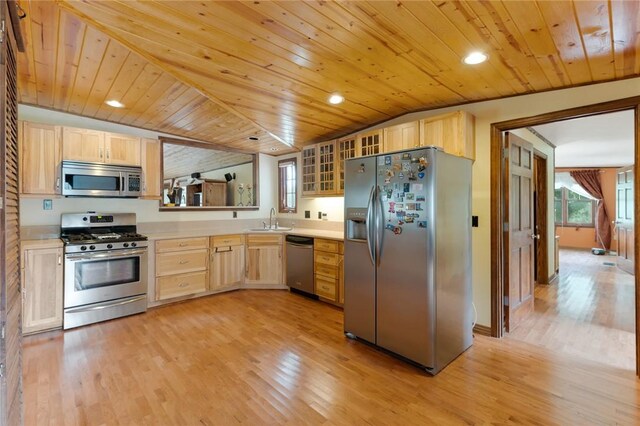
[
  {"xmin": 155, "ymin": 237, "xmax": 209, "ymax": 301},
  {"xmin": 314, "ymin": 238, "xmax": 344, "ymax": 304},
  {"xmin": 245, "ymin": 234, "xmax": 283, "ymax": 285},
  {"xmin": 210, "ymin": 234, "xmax": 245, "ymax": 291},
  {"xmin": 157, "ymin": 271, "xmax": 207, "ymax": 300},
  {"xmin": 21, "ymin": 242, "xmax": 63, "ymax": 334}
]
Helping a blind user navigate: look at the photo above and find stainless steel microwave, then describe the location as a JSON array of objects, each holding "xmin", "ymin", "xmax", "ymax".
[{"xmin": 61, "ymin": 161, "xmax": 142, "ymax": 198}]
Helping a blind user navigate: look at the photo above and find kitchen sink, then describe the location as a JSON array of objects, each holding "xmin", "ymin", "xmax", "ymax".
[{"xmin": 247, "ymin": 227, "xmax": 292, "ymax": 232}]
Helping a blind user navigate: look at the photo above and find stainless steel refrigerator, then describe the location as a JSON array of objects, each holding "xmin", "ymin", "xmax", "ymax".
[{"xmin": 343, "ymin": 146, "xmax": 472, "ymax": 375}]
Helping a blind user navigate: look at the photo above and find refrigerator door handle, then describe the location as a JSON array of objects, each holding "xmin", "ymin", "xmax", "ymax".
[
  {"xmin": 375, "ymin": 185, "xmax": 384, "ymax": 266},
  {"xmin": 366, "ymin": 185, "xmax": 376, "ymax": 265}
]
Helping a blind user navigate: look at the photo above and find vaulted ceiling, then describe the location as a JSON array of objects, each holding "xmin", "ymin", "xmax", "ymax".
[{"xmin": 17, "ymin": 1, "xmax": 640, "ymax": 154}]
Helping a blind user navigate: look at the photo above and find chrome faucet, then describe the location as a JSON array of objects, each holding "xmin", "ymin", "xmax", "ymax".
[{"xmin": 269, "ymin": 207, "xmax": 276, "ymax": 229}]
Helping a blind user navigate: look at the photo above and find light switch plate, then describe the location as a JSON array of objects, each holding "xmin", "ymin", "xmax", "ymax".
[
  {"xmin": 232, "ymin": 211, "xmax": 237, "ymax": 218},
  {"xmin": 43, "ymin": 199, "xmax": 52, "ymax": 210}
]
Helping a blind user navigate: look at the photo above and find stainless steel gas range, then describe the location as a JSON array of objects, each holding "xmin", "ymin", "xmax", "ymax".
[{"xmin": 60, "ymin": 212, "xmax": 148, "ymax": 329}]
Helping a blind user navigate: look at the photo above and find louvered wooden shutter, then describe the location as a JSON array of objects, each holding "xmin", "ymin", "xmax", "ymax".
[{"xmin": 0, "ymin": 0, "xmax": 22, "ymax": 424}]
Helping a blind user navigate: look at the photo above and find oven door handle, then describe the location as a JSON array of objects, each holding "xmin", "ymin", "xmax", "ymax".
[
  {"xmin": 65, "ymin": 295, "xmax": 147, "ymax": 313},
  {"xmin": 66, "ymin": 248, "xmax": 147, "ymax": 260}
]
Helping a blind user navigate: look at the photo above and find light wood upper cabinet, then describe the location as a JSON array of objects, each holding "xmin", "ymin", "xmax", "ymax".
[
  {"xmin": 19, "ymin": 121, "xmax": 62, "ymax": 195},
  {"xmin": 337, "ymin": 136, "xmax": 357, "ymax": 194},
  {"xmin": 62, "ymin": 126, "xmax": 105, "ymax": 163},
  {"xmin": 357, "ymin": 129, "xmax": 383, "ymax": 157},
  {"xmin": 21, "ymin": 243, "xmax": 64, "ymax": 335},
  {"xmin": 245, "ymin": 234, "xmax": 283, "ymax": 285},
  {"xmin": 301, "ymin": 140, "xmax": 338, "ymax": 196},
  {"xmin": 301, "ymin": 145, "xmax": 317, "ymax": 196},
  {"xmin": 420, "ymin": 111, "xmax": 475, "ymax": 161},
  {"xmin": 316, "ymin": 140, "xmax": 336, "ymax": 194},
  {"xmin": 141, "ymin": 138, "xmax": 161, "ymax": 198},
  {"xmin": 62, "ymin": 127, "xmax": 141, "ymax": 166},
  {"xmin": 384, "ymin": 121, "xmax": 420, "ymax": 153},
  {"xmin": 104, "ymin": 132, "xmax": 141, "ymax": 166}
]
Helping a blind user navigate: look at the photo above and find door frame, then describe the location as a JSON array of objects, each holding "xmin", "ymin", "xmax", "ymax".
[
  {"xmin": 533, "ymin": 150, "xmax": 549, "ymax": 285},
  {"xmin": 490, "ymin": 96, "xmax": 640, "ymax": 373}
]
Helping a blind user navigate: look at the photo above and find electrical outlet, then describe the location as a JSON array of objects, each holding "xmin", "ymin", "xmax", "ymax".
[
  {"xmin": 472, "ymin": 216, "xmax": 479, "ymax": 227},
  {"xmin": 305, "ymin": 210, "xmax": 310, "ymax": 219},
  {"xmin": 232, "ymin": 211, "xmax": 237, "ymax": 218},
  {"xmin": 43, "ymin": 199, "xmax": 52, "ymax": 210}
]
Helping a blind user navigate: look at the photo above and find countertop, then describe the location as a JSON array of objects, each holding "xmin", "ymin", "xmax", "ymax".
[
  {"xmin": 145, "ymin": 227, "xmax": 343, "ymax": 241},
  {"xmin": 21, "ymin": 238, "xmax": 63, "ymax": 249}
]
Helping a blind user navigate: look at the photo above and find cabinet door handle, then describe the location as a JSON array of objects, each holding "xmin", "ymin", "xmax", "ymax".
[
  {"xmin": 58, "ymin": 255, "xmax": 62, "ymax": 265},
  {"xmin": 178, "ymin": 282, "xmax": 189, "ymax": 288},
  {"xmin": 55, "ymin": 177, "xmax": 60, "ymax": 190},
  {"xmin": 99, "ymin": 147, "xmax": 103, "ymax": 159},
  {"xmin": 106, "ymin": 149, "xmax": 110, "ymax": 160},
  {"xmin": 179, "ymin": 260, "xmax": 188, "ymax": 264},
  {"xmin": 179, "ymin": 242, "xmax": 187, "ymax": 247}
]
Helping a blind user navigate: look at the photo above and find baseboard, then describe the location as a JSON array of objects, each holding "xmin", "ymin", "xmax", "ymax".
[
  {"xmin": 548, "ymin": 272, "xmax": 559, "ymax": 284},
  {"xmin": 473, "ymin": 324, "xmax": 492, "ymax": 337},
  {"xmin": 241, "ymin": 283, "xmax": 289, "ymax": 290}
]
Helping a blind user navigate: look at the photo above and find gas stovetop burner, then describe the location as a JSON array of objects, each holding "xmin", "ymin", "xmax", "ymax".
[{"xmin": 60, "ymin": 212, "xmax": 148, "ymax": 250}]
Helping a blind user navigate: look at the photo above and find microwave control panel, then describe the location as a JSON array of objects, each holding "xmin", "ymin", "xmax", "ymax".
[{"xmin": 128, "ymin": 175, "xmax": 141, "ymax": 192}]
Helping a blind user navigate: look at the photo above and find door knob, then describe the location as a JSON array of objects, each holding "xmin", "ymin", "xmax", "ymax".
[{"xmin": 530, "ymin": 234, "xmax": 540, "ymax": 240}]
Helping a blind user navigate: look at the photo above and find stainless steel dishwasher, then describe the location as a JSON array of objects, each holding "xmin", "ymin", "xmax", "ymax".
[{"xmin": 285, "ymin": 235, "xmax": 314, "ymax": 295}]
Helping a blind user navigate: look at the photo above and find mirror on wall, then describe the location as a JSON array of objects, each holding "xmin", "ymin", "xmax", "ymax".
[{"xmin": 160, "ymin": 138, "xmax": 258, "ymax": 210}]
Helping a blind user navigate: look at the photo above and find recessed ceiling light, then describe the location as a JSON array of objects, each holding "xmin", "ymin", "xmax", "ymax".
[
  {"xmin": 105, "ymin": 99, "xmax": 125, "ymax": 108},
  {"xmin": 463, "ymin": 51, "xmax": 488, "ymax": 65},
  {"xmin": 328, "ymin": 93, "xmax": 344, "ymax": 105},
  {"xmin": 248, "ymin": 136, "xmax": 259, "ymax": 141}
]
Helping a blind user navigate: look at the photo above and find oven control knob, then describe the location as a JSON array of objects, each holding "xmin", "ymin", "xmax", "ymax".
[
  {"xmin": 123, "ymin": 243, "xmax": 130, "ymax": 248},
  {"xmin": 107, "ymin": 244, "xmax": 113, "ymax": 249},
  {"xmin": 89, "ymin": 245, "xmax": 96, "ymax": 250},
  {"xmin": 131, "ymin": 242, "xmax": 137, "ymax": 247},
  {"xmin": 81, "ymin": 246, "xmax": 87, "ymax": 251}
]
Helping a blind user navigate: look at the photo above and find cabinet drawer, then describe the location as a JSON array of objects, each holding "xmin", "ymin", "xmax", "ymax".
[
  {"xmin": 156, "ymin": 249, "xmax": 208, "ymax": 276},
  {"xmin": 314, "ymin": 239, "xmax": 343, "ymax": 254},
  {"xmin": 314, "ymin": 251, "xmax": 340, "ymax": 266},
  {"xmin": 315, "ymin": 275, "xmax": 337, "ymax": 301},
  {"xmin": 316, "ymin": 263, "xmax": 339, "ymax": 278},
  {"xmin": 156, "ymin": 271, "xmax": 207, "ymax": 301},
  {"xmin": 156, "ymin": 237, "xmax": 209, "ymax": 253},
  {"xmin": 211, "ymin": 234, "xmax": 244, "ymax": 248},
  {"xmin": 246, "ymin": 234, "xmax": 283, "ymax": 246}
]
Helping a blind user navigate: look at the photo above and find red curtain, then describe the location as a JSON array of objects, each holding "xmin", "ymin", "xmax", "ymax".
[{"xmin": 569, "ymin": 169, "xmax": 611, "ymax": 249}]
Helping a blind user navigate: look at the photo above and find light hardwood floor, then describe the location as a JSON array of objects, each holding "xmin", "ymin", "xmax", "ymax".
[
  {"xmin": 24, "ymin": 290, "xmax": 640, "ymax": 425},
  {"xmin": 507, "ymin": 248, "xmax": 635, "ymax": 371}
]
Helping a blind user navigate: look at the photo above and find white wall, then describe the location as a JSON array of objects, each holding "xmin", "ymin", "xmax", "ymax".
[{"xmin": 278, "ymin": 77, "xmax": 640, "ymax": 327}]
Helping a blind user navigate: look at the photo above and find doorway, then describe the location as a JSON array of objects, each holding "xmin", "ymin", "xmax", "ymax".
[
  {"xmin": 490, "ymin": 97, "xmax": 640, "ymax": 374},
  {"xmin": 505, "ymin": 113, "xmax": 635, "ymax": 370}
]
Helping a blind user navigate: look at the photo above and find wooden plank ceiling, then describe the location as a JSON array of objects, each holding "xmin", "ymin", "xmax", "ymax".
[{"xmin": 18, "ymin": 1, "xmax": 640, "ymax": 153}]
